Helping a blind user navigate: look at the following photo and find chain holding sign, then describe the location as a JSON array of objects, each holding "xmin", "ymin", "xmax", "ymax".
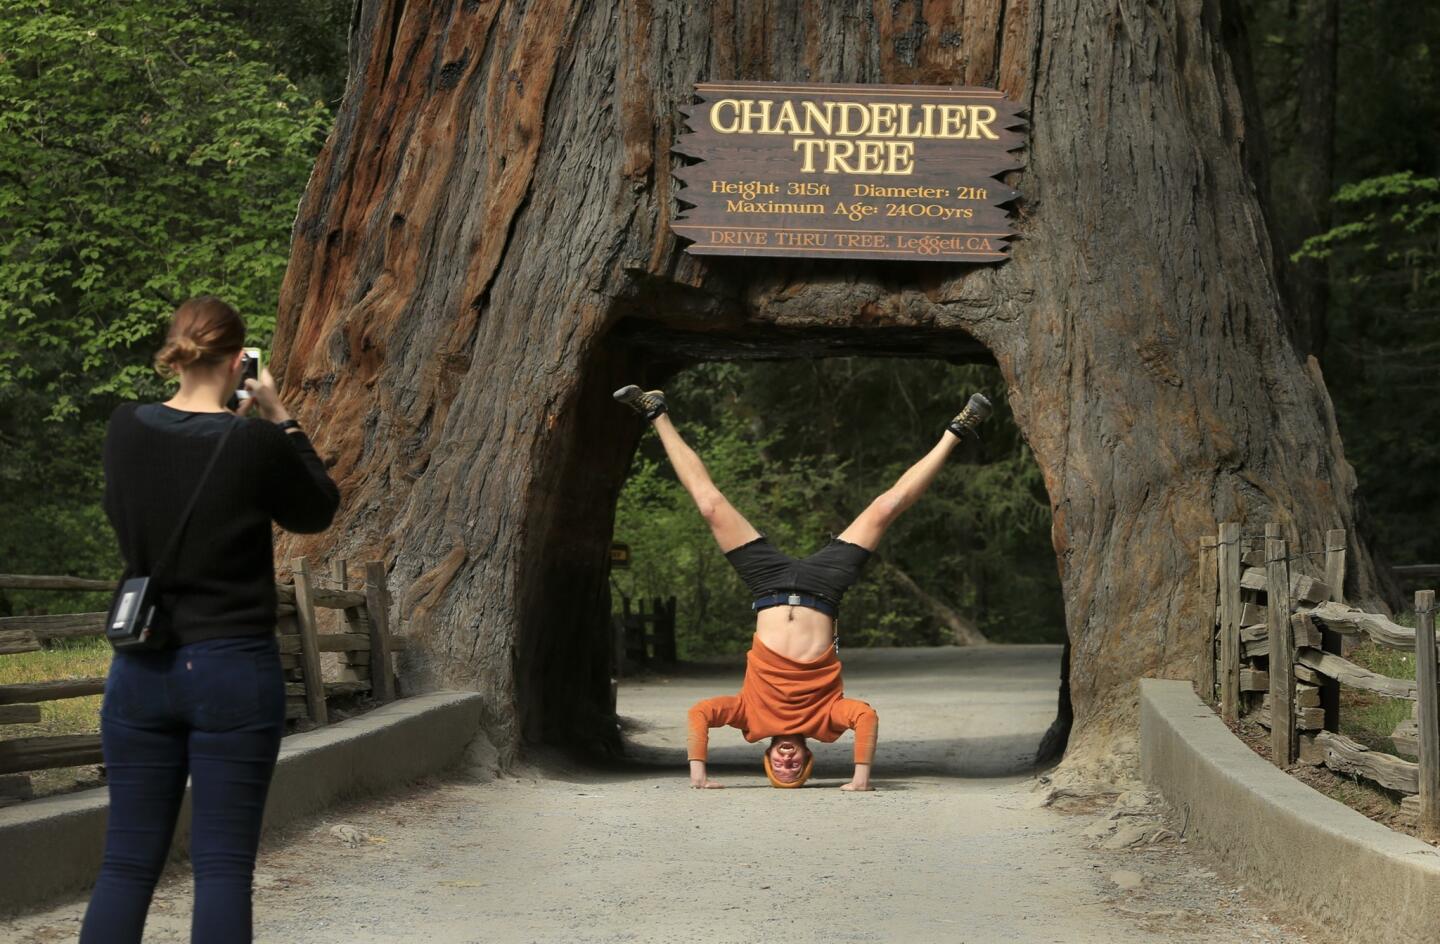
[{"xmin": 672, "ymin": 81, "xmax": 1026, "ymax": 263}]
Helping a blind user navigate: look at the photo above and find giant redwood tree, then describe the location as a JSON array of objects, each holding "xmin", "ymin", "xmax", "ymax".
[{"xmin": 271, "ymin": 0, "xmax": 1384, "ymax": 767}]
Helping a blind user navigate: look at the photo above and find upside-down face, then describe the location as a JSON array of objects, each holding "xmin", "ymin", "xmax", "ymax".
[{"xmin": 765, "ymin": 735, "xmax": 813, "ymax": 788}]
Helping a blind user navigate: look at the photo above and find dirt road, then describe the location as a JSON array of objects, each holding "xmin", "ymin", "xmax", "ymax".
[{"xmin": 6, "ymin": 645, "xmax": 1315, "ymax": 943}]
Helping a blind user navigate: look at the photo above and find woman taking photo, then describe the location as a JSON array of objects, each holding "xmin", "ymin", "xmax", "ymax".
[{"xmin": 82, "ymin": 296, "xmax": 339, "ymax": 943}]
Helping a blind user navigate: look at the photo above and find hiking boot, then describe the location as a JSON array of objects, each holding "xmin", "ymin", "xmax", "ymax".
[
  {"xmin": 613, "ymin": 384, "xmax": 668, "ymax": 420},
  {"xmin": 946, "ymin": 393, "xmax": 993, "ymax": 439}
]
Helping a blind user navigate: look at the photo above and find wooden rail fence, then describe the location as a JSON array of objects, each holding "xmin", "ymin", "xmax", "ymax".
[
  {"xmin": 1392, "ymin": 564, "xmax": 1440, "ymax": 582},
  {"xmin": 0, "ymin": 558, "xmax": 403, "ymax": 807},
  {"xmin": 1199, "ymin": 524, "xmax": 1440, "ymax": 841},
  {"xmin": 612, "ymin": 595, "xmax": 678, "ymax": 674}
]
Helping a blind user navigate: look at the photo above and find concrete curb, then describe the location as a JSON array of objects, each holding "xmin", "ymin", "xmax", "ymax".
[
  {"xmin": 0, "ymin": 691, "xmax": 482, "ymax": 916},
  {"xmin": 1140, "ymin": 678, "xmax": 1440, "ymax": 944}
]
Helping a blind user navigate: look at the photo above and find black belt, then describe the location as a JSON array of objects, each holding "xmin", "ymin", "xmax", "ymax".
[{"xmin": 752, "ymin": 592, "xmax": 838, "ymax": 619}]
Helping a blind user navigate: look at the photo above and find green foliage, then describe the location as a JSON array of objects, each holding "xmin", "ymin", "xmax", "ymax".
[
  {"xmin": 0, "ymin": 0, "xmax": 333, "ymax": 415},
  {"xmin": 1247, "ymin": 0, "xmax": 1440, "ymax": 569},
  {"xmin": 1294, "ymin": 171, "xmax": 1440, "ymax": 564},
  {"xmin": 0, "ymin": 409, "xmax": 116, "ymax": 614},
  {"xmin": 1295, "ymin": 172, "xmax": 1439, "ymax": 274},
  {"xmin": 614, "ymin": 401, "xmax": 848, "ymax": 657},
  {"xmin": 612, "ymin": 360, "xmax": 1064, "ymax": 657},
  {"xmin": 1348, "ymin": 639, "xmax": 1417, "ymax": 684},
  {"xmin": 213, "ymin": 0, "xmax": 352, "ymax": 106},
  {"xmin": 0, "ymin": 0, "xmax": 342, "ymax": 597},
  {"xmin": 1341, "ymin": 643, "xmax": 1418, "ymax": 758},
  {"xmin": 1247, "ymin": 1, "xmax": 1439, "ymax": 198}
]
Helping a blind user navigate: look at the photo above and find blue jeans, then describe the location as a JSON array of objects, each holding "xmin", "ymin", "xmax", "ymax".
[{"xmin": 81, "ymin": 634, "xmax": 285, "ymax": 944}]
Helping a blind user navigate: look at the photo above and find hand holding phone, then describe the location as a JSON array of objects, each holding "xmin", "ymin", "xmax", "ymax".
[
  {"xmin": 235, "ymin": 347, "xmax": 262, "ymax": 401},
  {"xmin": 240, "ymin": 367, "xmax": 292, "ymax": 424}
]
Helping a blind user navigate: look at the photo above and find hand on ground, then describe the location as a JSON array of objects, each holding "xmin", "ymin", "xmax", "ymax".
[
  {"xmin": 839, "ymin": 781, "xmax": 874, "ymax": 792},
  {"xmin": 690, "ymin": 779, "xmax": 724, "ymax": 789}
]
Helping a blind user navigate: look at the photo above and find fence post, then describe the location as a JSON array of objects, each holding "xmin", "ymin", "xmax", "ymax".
[
  {"xmin": 291, "ymin": 557, "xmax": 329, "ymax": 725},
  {"xmin": 331, "ymin": 558, "xmax": 357, "ymax": 630},
  {"xmin": 653, "ymin": 595, "xmax": 677, "ymax": 664},
  {"xmin": 611, "ymin": 614, "xmax": 625, "ymax": 681},
  {"xmin": 1415, "ymin": 590, "xmax": 1440, "ymax": 841},
  {"xmin": 647, "ymin": 598, "xmax": 659, "ymax": 663},
  {"xmin": 1321, "ymin": 529, "xmax": 1347, "ymax": 731},
  {"xmin": 621, "ymin": 596, "xmax": 641, "ymax": 667},
  {"xmin": 1267, "ymin": 535, "xmax": 1295, "ymax": 766},
  {"xmin": 611, "ymin": 613, "xmax": 625, "ymax": 681},
  {"xmin": 1198, "ymin": 535, "xmax": 1219, "ymax": 705},
  {"xmin": 332, "ymin": 558, "xmax": 363, "ymax": 686},
  {"xmin": 1324, "ymin": 529, "xmax": 1347, "ymax": 605},
  {"xmin": 1218, "ymin": 523, "xmax": 1242, "ymax": 722},
  {"xmin": 0, "ymin": 773, "xmax": 33, "ymax": 808},
  {"xmin": 364, "ymin": 561, "xmax": 398, "ymax": 703}
]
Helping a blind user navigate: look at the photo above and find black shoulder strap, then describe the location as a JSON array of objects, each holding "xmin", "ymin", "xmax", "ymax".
[{"xmin": 151, "ymin": 419, "xmax": 239, "ymax": 580}]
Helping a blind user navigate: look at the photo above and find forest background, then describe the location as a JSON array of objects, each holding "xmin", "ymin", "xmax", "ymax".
[{"xmin": 1, "ymin": 0, "xmax": 1435, "ymax": 658}]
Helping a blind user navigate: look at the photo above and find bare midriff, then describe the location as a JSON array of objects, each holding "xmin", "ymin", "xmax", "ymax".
[{"xmin": 754, "ymin": 604, "xmax": 837, "ymax": 663}]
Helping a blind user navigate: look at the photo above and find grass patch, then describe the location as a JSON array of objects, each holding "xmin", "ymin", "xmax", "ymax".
[
  {"xmin": 0, "ymin": 638, "xmax": 111, "ymax": 796},
  {"xmin": 1350, "ymin": 641, "xmax": 1418, "ymax": 680},
  {"xmin": 1339, "ymin": 639, "xmax": 1418, "ymax": 759}
]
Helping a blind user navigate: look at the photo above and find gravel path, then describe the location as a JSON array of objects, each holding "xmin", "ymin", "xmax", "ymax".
[{"xmin": 5, "ymin": 645, "xmax": 1316, "ymax": 943}]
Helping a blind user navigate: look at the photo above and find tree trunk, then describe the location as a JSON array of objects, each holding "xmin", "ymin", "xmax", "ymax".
[
  {"xmin": 881, "ymin": 560, "xmax": 988, "ymax": 646},
  {"xmin": 271, "ymin": 0, "xmax": 1384, "ymax": 769},
  {"xmin": 1035, "ymin": 639, "xmax": 1072, "ymax": 766},
  {"xmin": 1282, "ymin": 0, "xmax": 1339, "ymax": 356}
]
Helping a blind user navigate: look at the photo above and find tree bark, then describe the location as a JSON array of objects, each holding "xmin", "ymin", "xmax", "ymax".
[{"xmin": 271, "ymin": 0, "xmax": 1385, "ymax": 769}]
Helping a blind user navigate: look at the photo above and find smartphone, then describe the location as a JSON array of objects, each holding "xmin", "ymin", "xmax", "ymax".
[{"xmin": 236, "ymin": 347, "xmax": 262, "ymax": 401}]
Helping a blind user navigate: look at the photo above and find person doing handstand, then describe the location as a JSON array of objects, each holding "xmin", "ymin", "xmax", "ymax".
[{"xmin": 613, "ymin": 384, "xmax": 992, "ymax": 791}]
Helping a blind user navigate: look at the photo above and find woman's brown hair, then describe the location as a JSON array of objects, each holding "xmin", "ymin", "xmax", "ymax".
[{"xmin": 154, "ymin": 296, "xmax": 246, "ymax": 378}]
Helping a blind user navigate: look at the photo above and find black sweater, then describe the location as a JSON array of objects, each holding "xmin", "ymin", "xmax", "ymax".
[{"xmin": 102, "ymin": 403, "xmax": 340, "ymax": 645}]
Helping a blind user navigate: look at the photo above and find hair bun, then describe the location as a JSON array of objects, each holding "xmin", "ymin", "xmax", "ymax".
[
  {"xmin": 153, "ymin": 336, "xmax": 203, "ymax": 377},
  {"xmin": 170, "ymin": 336, "xmax": 201, "ymax": 366},
  {"xmin": 153, "ymin": 296, "xmax": 246, "ymax": 378}
]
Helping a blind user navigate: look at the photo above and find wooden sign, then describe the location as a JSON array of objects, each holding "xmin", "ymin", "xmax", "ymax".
[
  {"xmin": 672, "ymin": 81, "xmax": 1026, "ymax": 263},
  {"xmin": 609, "ymin": 542, "xmax": 631, "ymax": 568}
]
